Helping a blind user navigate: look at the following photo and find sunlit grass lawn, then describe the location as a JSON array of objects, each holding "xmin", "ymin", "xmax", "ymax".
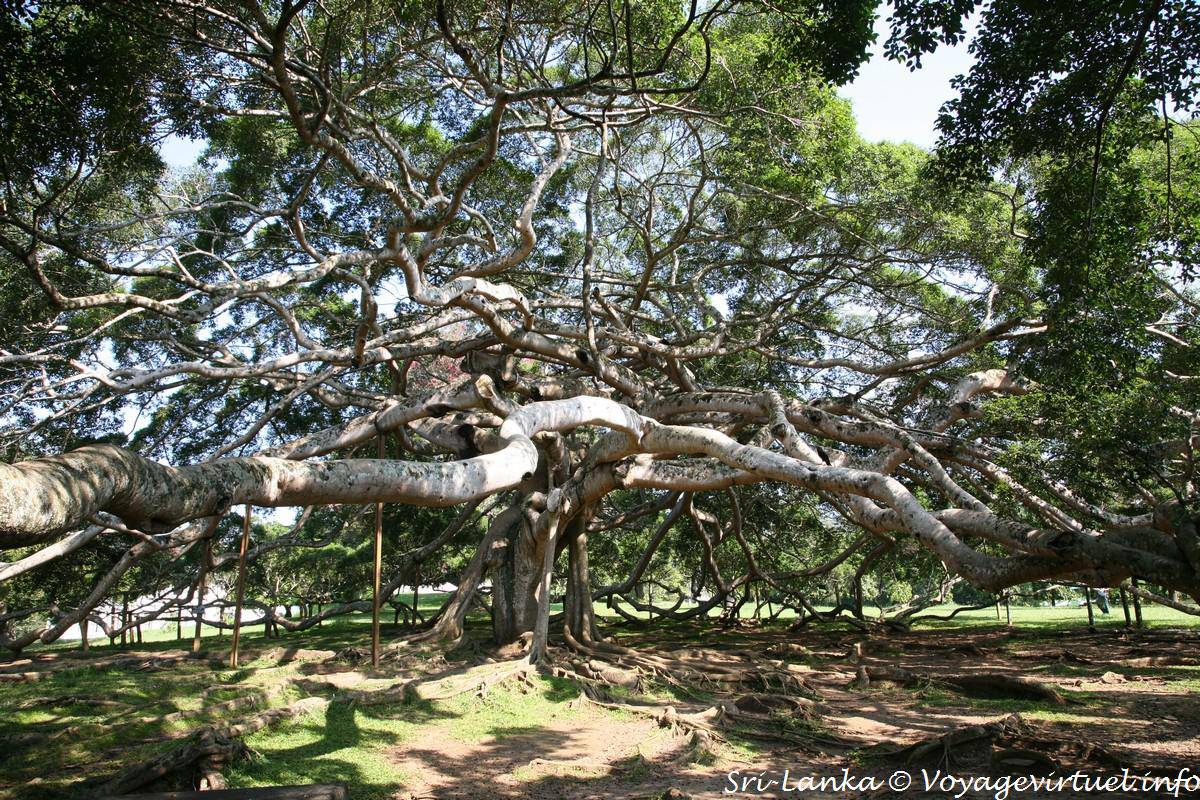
[
  {"xmin": 32, "ymin": 591, "xmax": 457, "ymax": 653},
  {"xmin": 224, "ymin": 675, "xmax": 589, "ymax": 800},
  {"xmin": 891, "ymin": 601, "xmax": 1197, "ymax": 631},
  {"xmin": 5, "ymin": 589, "xmax": 1197, "ymax": 799},
  {"xmin": 591, "ymin": 596, "xmax": 1200, "ymax": 632},
  {"xmin": 29, "ymin": 589, "xmax": 1199, "ymax": 658}
]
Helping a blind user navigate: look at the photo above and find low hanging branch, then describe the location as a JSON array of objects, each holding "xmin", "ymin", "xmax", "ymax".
[{"xmin": 0, "ymin": 391, "xmax": 644, "ymax": 546}]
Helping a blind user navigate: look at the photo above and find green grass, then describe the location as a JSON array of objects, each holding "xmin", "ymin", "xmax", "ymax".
[
  {"xmin": 440, "ymin": 675, "xmax": 583, "ymax": 743},
  {"xmin": 26, "ymin": 593, "xmax": 1198, "ymax": 660},
  {"xmin": 0, "ymin": 657, "xmax": 297, "ymax": 799},
  {"xmin": 225, "ymin": 675, "xmax": 599, "ymax": 800},
  {"xmin": 31, "ymin": 592, "xmax": 458, "ymax": 654},
  {"xmin": 226, "ymin": 701, "xmax": 430, "ymax": 800},
  {"xmin": 594, "ymin": 597, "xmax": 1200, "ymax": 633},
  {"xmin": 915, "ymin": 683, "xmax": 1101, "ymax": 718},
  {"xmin": 1176, "ymin": 676, "xmax": 1200, "ymax": 693},
  {"xmin": 901, "ymin": 602, "xmax": 1196, "ymax": 631},
  {"xmin": 0, "ymin": 619, "xmax": 624, "ymax": 800},
  {"xmin": 4, "ymin": 595, "xmax": 1196, "ymax": 799}
]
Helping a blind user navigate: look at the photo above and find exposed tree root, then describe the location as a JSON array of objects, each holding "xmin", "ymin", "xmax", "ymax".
[
  {"xmin": 765, "ymin": 641, "xmax": 812, "ymax": 658},
  {"xmin": 560, "ymin": 629, "xmax": 816, "ymax": 700},
  {"xmin": 946, "ymin": 674, "xmax": 1067, "ymax": 704},
  {"xmin": 673, "ymin": 728, "xmax": 719, "ymax": 765},
  {"xmin": 0, "ymin": 669, "xmax": 46, "ymax": 683},
  {"xmin": 1, "ymin": 691, "xmax": 264, "ymax": 753},
  {"xmin": 525, "ymin": 755, "xmax": 625, "ymax": 774},
  {"xmin": 874, "ymin": 713, "xmax": 1129, "ymax": 773},
  {"xmin": 879, "ymin": 714, "xmax": 1025, "ymax": 765},
  {"xmin": 570, "ymin": 690, "xmax": 730, "ymax": 741},
  {"xmin": 255, "ymin": 646, "xmax": 340, "ymax": 663},
  {"xmin": 568, "ymin": 658, "xmax": 644, "ymax": 691},
  {"xmin": 849, "ymin": 665, "xmax": 1067, "ymax": 704},
  {"xmin": 1028, "ymin": 648, "xmax": 1097, "ymax": 664},
  {"xmin": 407, "ymin": 659, "xmax": 534, "ymax": 701},
  {"xmin": 130, "ymin": 690, "xmax": 282, "ymax": 741},
  {"xmin": 657, "ymin": 704, "xmax": 729, "ymax": 737},
  {"xmin": 554, "ymin": 637, "xmax": 840, "ymax": 753},
  {"xmin": 335, "ymin": 658, "xmax": 535, "ymax": 705},
  {"xmin": 12, "ymin": 693, "xmax": 130, "ymax": 711},
  {"xmin": 848, "ymin": 664, "xmax": 913, "ymax": 689},
  {"xmin": 99, "ymin": 696, "xmax": 328, "ymax": 795},
  {"xmin": 732, "ymin": 692, "xmax": 822, "ymax": 717},
  {"xmin": 1119, "ymin": 654, "xmax": 1200, "ymax": 667},
  {"xmin": 0, "ymin": 650, "xmax": 225, "ymax": 683},
  {"xmin": 990, "ymin": 747, "xmax": 1059, "ymax": 773}
]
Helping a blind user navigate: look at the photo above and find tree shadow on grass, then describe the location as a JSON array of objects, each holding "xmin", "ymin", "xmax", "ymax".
[
  {"xmin": 538, "ymin": 674, "xmax": 584, "ymax": 703},
  {"xmin": 226, "ymin": 695, "xmax": 459, "ymax": 800},
  {"xmin": 0, "ymin": 658, "xmax": 279, "ymax": 799}
]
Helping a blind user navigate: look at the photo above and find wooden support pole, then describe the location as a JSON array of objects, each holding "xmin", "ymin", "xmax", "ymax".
[
  {"xmin": 371, "ymin": 433, "xmax": 385, "ymax": 668},
  {"xmin": 1004, "ymin": 595, "xmax": 1011, "ymax": 626},
  {"xmin": 193, "ymin": 539, "xmax": 210, "ymax": 654},
  {"xmin": 121, "ymin": 592, "xmax": 129, "ymax": 648},
  {"xmin": 1131, "ymin": 578, "xmax": 1144, "ymax": 628},
  {"xmin": 1120, "ymin": 586, "xmax": 1132, "ymax": 628},
  {"xmin": 1084, "ymin": 585, "xmax": 1095, "ymax": 631},
  {"xmin": 80, "ymin": 617, "xmax": 89, "ymax": 652},
  {"xmin": 229, "ymin": 505, "xmax": 252, "ymax": 669}
]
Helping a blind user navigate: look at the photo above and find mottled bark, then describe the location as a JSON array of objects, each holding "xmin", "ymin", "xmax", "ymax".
[
  {"xmin": 564, "ymin": 511, "xmax": 599, "ymax": 645},
  {"xmin": 0, "ymin": 394, "xmax": 642, "ymax": 547},
  {"xmin": 4, "ymin": 393, "xmax": 1199, "ymax": 629},
  {"xmin": 489, "ymin": 503, "xmax": 540, "ymax": 645}
]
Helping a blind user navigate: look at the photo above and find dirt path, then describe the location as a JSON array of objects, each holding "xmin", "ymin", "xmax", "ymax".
[
  {"xmin": 5, "ymin": 623, "xmax": 1197, "ymax": 799},
  {"xmin": 389, "ymin": 625, "xmax": 1200, "ymax": 799}
]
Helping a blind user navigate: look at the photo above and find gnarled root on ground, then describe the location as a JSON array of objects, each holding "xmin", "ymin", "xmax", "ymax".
[
  {"xmin": 874, "ymin": 713, "xmax": 1128, "ymax": 773},
  {"xmin": 549, "ymin": 627, "xmax": 838, "ymax": 747},
  {"xmin": 849, "ymin": 665, "xmax": 1066, "ymax": 704},
  {"xmin": 99, "ymin": 696, "xmax": 327, "ymax": 795},
  {"xmin": 561, "ymin": 626, "xmax": 815, "ymax": 698},
  {"xmin": 0, "ymin": 650, "xmax": 223, "ymax": 683},
  {"xmin": 338, "ymin": 658, "xmax": 536, "ymax": 706}
]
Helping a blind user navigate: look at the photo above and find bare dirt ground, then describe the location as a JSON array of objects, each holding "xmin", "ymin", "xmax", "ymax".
[
  {"xmin": 389, "ymin": 624, "xmax": 1200, "ymax": 800},
  {"xmin": 3, "ymin": 622, "xmax": 1198, "ymax": 799}
]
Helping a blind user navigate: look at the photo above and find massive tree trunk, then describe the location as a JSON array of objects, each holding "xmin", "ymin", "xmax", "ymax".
[
  {"xmin": 565, "ymin": 522, "xmax": 600, "ymax": 645},
  {"xmin": 488, "ymin": 502, "xmax": 542, "ymax": 645}
]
